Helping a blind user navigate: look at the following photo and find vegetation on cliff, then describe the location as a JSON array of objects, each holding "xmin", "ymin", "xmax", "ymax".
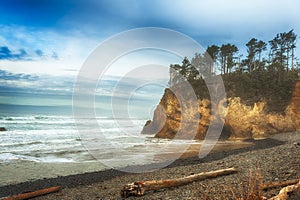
[{"xmin": 168, "ymin": 29, "xmax": 298, "ymax": 113}]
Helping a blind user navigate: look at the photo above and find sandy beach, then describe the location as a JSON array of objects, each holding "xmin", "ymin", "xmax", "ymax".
[
  {"xmin": 0, "ymin": 132, "xmax": 299, "ymax": 199},
  {"xmin": 0, "ymin": 162, "xmax": 108, "ymax": 187},
  {"xmin": 0, "ymin": 140, "xmax": 254, "ymax": 187}
]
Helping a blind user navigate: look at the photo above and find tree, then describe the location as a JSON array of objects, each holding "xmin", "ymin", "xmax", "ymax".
[
  {"xmin": 168, "ymin": 57, "xmax": 200, "ymax": 86},
  {"xmin": 285, "ymin": 30, "xmax": 297, "ymax": 70},
  {"xmin": 168, "ymin": 29, "xmax": 297, "ymax": 87},
  {"xmin": 269, "ymin": 33, "xmax": 286, "ymax": 84},
  {"xmin": 181, "ymin": 57, "xmax": 190, "ymax": 77},
  {"xmin": 191, "ymin": 53, "xmax": 204, "ymax": 76},
  {"xmin": 168, "ymin": 64, "xmax": 181, "ymax": 86},
  {"xmin": 246, "ymin": 38, "xmax": 258, "ymax": 72},
  {"xmin": 206, "ymin": 45, "xmax": 220, "ymax": 73},
  {"xmin": 245, "ymin": 38, "xmax": 266, "ymax": 72},
  {"xmin": 269, "ymin": 32, "xmax": 287, "ymax": 68},
  {"xmin": 256, "ymin": 40, "xmax": 267, "ymax": 69},
  {"xmin": 268, "ymin": 29, "xmax": 297, "ymax": 76},
  {"xmin": 220, "ymin": 44, "xmax": 238, "ymax": 74}
]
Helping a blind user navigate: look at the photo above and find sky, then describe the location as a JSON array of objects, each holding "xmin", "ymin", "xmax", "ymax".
[{"xmin": 0, "ymin": 0, "xmax": 300, "ymax": 115}]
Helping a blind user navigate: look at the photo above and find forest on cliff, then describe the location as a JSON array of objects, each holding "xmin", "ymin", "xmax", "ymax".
[{"xmin": 168, "ymin": 30, "xmax": 299, "ymax": 113}]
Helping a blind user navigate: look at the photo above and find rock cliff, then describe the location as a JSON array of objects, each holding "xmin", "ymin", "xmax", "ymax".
[
  {"xmin": 288, "ymin": 81, "xmax": 300, "ymax": 130},
  {"xmin": 141, "ymin": 81, "xmax": 300, "ymax": 140}
]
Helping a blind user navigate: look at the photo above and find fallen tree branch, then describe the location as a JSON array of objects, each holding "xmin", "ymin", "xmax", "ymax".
[
  {"xmin": 260, "ymin": 179, "xmax": 299, "ymax": 190},
  {"xmin": 268, "ymin": 180, "xmax": 300, "ymax": 200},
  {"xmin": 2, "ymin": 186, "xmax": 61, "ymax": 200},
  {"xmin": 121, "ymin": 167, "xmax": 237, "ymax": 198}
]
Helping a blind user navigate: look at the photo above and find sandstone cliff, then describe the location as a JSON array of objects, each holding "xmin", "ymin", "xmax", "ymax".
[
  {"xmin": 288, "ymin": 81, "xmax": 300, "ymax": 129},
  {"xmin": 141, "ymin": 81, "xmax": 300, "ymax": 140}
]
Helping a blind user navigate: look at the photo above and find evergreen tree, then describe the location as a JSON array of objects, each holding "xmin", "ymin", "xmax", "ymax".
[
  {"xmin": 206, "ymin": 45, "xmax": 220, "ymax": 73},
  {"xmin": 220, "ymin": 44, "xmax": 238, "ymax": 74}
]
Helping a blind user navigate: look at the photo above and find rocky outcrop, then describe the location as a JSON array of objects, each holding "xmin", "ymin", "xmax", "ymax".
[
  {"xmin": 224, "ymin": 98, "xmax": 296, "ymax": 139},
  {"xmin": 288, "ymin": 81, "xmax": 300, "ymax": 130},
  {"xmin": 141, "ymin": 81, "xmax": 300, "ymax": 140},
  {"xmin": 0, "ymin": 127, "xmax": 7, "ymax": 131},
  {"xmin": 140, "ymin": 88, "xmax": 228, "ymax": 140}
]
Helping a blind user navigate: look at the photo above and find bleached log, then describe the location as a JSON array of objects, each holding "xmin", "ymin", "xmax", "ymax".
[
  {"xmin": 268, "ymin": 180, "xmax": 300, "ymax": 200},
  {"xmin": 121, "ymin": 167, "xmax": 237, "ymax": 198},
  {"xmin": 260, "ymin": 179, "xmax": 299, "ymax": 190},
  {"xmin": 2, "ymin": 186, "xmax": 61, "ymax": 200}
]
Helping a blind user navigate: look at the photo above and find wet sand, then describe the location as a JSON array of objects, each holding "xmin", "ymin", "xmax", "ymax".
[{"xmin": 0, "ymin": 162, "xmax": 107, "ymax": 187}]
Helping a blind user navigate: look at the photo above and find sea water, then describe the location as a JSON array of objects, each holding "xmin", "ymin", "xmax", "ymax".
[{"xmin": 0, "ymin": 111, "xmax": 203, "ymax": 168}]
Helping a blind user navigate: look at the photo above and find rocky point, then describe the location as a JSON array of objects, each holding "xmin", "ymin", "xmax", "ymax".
[{"xmin": 141, "ymin": 81, "xmax": 300, "ymax": 140}]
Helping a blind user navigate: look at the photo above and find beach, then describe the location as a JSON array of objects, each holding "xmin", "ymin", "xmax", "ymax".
[
  {"xmin": 0, "ymin": 140, "xmax": 253, "ymax": 187},
  {"xmin": 1, "ymin": 131, "xmax": 299, "ymax": 199}
]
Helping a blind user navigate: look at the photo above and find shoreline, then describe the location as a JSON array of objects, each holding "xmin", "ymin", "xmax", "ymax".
[
  {"xmin": 0, "ymin": 132, "xmax": 299, "ymax": 199},
  {"xmin": 0, "ymin": 140, "xmax": 254, "ymax": 187}
]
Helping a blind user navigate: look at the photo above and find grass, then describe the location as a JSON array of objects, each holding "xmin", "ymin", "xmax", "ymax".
[
  {"xmin": 236, "ymin": 170, "xmax": 265, "ymax": 200},
  {"xmin": 196, "ymin": 170, "xmax": 266, "ymax": 200}
]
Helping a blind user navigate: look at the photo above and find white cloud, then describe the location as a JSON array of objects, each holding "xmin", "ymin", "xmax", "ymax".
[
  {"xmin": 2, "ymin": 0, "xmax": 300, "ymax": 77},
  {"xmin": 0, "ymin": 25, "xmax": 101, "ymax": 76}
]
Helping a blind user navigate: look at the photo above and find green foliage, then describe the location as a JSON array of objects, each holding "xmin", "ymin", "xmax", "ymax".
[
  {"xmin": 170, "ymin": 66, "xmax": 297, "ymax": 113},
  {"xmin": 269, "ymin": 29, "xmax": 297, "ymax": 70},
  {"xmin": 223, "ymin": 69, "xmax": 297, "ymax": 113},
  {"xmin": 167, "ymin": 29, "xmax": 298, "ymax": 113}
]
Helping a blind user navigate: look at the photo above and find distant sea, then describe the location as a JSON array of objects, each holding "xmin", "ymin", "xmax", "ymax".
[{"xmin": 0, "ymin": 104, "xmax": 202, "ymax": 168}]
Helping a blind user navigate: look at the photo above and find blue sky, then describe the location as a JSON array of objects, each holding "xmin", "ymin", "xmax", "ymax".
[{"xmin": 0, "ymin": 0, "xmax": 300, "ymax": 113}]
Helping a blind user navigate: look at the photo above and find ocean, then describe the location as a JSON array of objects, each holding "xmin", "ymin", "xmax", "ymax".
[{"xmin": 0, "ymin": 107, "xmax": 204, "ymax": 171}]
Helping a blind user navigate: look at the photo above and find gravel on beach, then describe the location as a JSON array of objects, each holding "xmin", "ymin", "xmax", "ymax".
[{"xmin": 1, "ymin": 132, "xmax": 299, "ymax": 200}]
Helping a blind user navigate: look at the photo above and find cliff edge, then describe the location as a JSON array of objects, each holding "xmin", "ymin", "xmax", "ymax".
[{"xmin": 141, "ymin": 81, "xmax": 300, "ymax": 140}]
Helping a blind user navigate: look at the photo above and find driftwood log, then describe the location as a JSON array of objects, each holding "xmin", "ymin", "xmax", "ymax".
[
  {"xmin": 2, "ymin": 186, "xmax": 61, "ymax": 200},
  {"xmin": 268, "ymin": 180, "xmax": 300, "ymax": 200},
  {"xmin": 121, "ymin": 167, "xmax": 237, "ymax": 198},
  {"xmin": 261, "ymin": 179, "xmax": 299, "ymax": 190}
]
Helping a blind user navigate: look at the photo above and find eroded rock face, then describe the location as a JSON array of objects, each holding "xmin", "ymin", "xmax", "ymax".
[
  {"xmin": 141, "ymin": 81, "xmax": 300, "ymax": 140},
  {"xmin": 141, "ymin": 88, "xmax": 204, "ymax": 139},
  {"xmin": 141, "ymin": 88, "xmax": 226, "ymax": 140},
  {"xmin": 288, "ymin": 81, "xmax": 300, "ymax": 130},
  {"xmin": 225, "ymin": 98, "xmax": 296, "ymax": 139}
]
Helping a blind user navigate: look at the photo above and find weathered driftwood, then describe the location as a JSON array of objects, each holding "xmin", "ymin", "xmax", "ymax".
[
  {"xmin": 2, "ymin": 186, "xmax": 61, "ymax": 200},
  {"xmin": 121, "ymin": 167, "xmax": 237, "ymax": 198},
  {"xmin": 260, "ymin": 179, "xmax": 299, "ymax": 190},
  {"xmin": 268, "ymin": 180, "xmax": 300, "ymax": 200}
]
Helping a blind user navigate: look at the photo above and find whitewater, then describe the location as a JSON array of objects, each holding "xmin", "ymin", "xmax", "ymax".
[{"xmin": 0, "ymin": 113, "xmax": 205, "ymax": 167}]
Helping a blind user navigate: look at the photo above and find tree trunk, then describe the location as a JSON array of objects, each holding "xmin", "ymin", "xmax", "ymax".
[{"xmin": 121, "ymin": 167, "xmax": 237, "ymax": 198}]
